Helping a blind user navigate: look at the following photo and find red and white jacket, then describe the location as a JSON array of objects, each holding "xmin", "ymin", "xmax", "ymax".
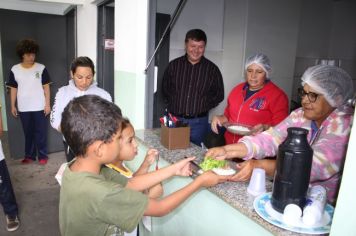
[{"xmin": 224, "ymin": 81, "xmax": 289, "ymax": 144}]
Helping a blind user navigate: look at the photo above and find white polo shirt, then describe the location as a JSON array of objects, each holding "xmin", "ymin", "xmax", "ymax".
[{"xmin": 7, "ymin": 62, "xmax": 50, "ymax": 112}]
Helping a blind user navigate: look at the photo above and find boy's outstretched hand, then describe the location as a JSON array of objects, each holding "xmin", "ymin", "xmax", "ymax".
[
  {"xmin": 173, "ymin": 156, "xmax": 195, "ymax": 176},
  {"xmin": 196, "ymin": 171, "xmax": 229, "ymax": 187}
]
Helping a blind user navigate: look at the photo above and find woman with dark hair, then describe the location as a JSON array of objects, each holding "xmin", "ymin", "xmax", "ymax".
[
  {"xmin": 50, "ymin": 56, "xmax": 112, "ymax": 162},
  {"xmin": 211, "ymin": 53, "xmax": 289, "ymax": 145}
]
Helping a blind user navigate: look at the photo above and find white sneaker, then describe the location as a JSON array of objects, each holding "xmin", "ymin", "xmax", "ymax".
[{"xmin": 6, "ymin": 215, "xmax": 20, "ymax": 232}]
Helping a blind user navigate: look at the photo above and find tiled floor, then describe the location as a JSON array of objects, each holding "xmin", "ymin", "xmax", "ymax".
[{"xmin": 0, "ymin": 133, "xmax": 65, "ymax": 236}]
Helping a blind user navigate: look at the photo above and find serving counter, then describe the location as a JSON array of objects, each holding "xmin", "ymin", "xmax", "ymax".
[{"xmin": 125, "ymin": 129, "xmax": 318, "ymax": 236}]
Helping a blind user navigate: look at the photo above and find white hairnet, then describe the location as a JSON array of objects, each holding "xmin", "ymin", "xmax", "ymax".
[
  {"xmin": 301, "ymin": 65, "xmax": 354, "ymax": 107},
  {"xmin": 245, "ymin": 53, "xmax": 272, "ymax": 78}
]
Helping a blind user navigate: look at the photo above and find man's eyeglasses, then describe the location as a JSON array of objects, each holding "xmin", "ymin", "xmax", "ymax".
[{"xmin": 298, "ymin": 88, "xmax": 321, "ymax": 103}]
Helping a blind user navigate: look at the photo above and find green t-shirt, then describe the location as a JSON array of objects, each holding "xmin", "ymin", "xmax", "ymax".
[{"xmin": 59, "ymin": 165, "xmax": 148, "ymax": 236}]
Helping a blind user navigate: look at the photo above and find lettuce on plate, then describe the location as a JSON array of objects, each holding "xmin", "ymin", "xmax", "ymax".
[{"xmin": 199, "ymin": 157, "xmax": 227, "ymax": 171}]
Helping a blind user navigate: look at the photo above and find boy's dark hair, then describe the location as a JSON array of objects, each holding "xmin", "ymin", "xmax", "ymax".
[
  {"xmin": 185, "ymin": 29, "xmax": 207, "ymax": 44},
  {"xmin": 16, "ymin": 39, "xmax": 39, "ymax": 59},
  {"xmin": 70, "ymin": 56, "xmax": 95, "ymax": 75},
  {"xmin": 61, "ymin": 95, "xmax": 123, "ymax": 157}
]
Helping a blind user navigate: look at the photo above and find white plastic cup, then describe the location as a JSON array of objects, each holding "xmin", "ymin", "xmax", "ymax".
[
  {"xmin": 302, "ymin": 185, "xmax": 327, "ymax": 226},
  {"xmin": 247, "ymin": 168, "xmax": 266, "ymax": 196},
  {"xmin": 283, "ymin": 204, "xmax": 302, "ymax": 225}
]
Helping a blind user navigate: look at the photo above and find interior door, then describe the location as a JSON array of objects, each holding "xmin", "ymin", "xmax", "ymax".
[
  {"xmin": 152, "ymin": 13, "xmax": 170, "ymax": 128},
  {"xmin": 97, "ymin": 1, "xmax": 115, "ymax": 101},
  {"xmin": 0, "ymin": 9, "xmax": 75, "ymax": 159}
]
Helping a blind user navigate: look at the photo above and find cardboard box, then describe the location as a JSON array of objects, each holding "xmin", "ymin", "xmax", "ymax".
[{"xmin": 160, "ymin": 124, "xmax": 190, "ymax": 150}]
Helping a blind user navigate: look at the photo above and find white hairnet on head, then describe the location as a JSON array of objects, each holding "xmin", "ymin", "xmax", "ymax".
[
  {"xmin": 245, "ymin": 53, "xmax": 272, "ymax": 78},
  {"xmin": 301, "ymin": 65, "xmax": 354, "ymax": 107}
]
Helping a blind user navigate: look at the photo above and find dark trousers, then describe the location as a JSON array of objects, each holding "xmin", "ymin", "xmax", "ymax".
[
  {"xmin": 19, "ymin": 111, "xmax": 48, "ymax": 160},
  {"xmin": 63, "ymin": 140, "xmax": 75, "ymax": 162},
  {"xmin": 178, "ymin": 115, "xmax": 210, "ymax": 146},
  {"xmin": 0, "ymin": 160, "xmax": 18, "ymax": 217},
  {"xmin": 203, "ymin": 126, "xmax": 226, "ymax": 148}
]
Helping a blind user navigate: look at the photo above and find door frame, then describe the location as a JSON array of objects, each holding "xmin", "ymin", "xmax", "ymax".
[
  {"xmin": 97, "ymin": 0, "xmax": 115, "ymax": 101},
  {"xmin": 0, "ymin": 8, "xmax": 76, "ymax": 158}
]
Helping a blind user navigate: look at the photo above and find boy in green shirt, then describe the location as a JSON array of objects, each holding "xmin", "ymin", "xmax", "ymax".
[{"xmin": 59, "ymin": 95, "xmax": 228, "ymax": 236}]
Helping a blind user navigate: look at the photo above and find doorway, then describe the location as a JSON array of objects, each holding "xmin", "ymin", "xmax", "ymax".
[
  {"xmin": 97, "ymin": 0, "xmax": 115, "ymax": 101},
  {"xmin": 0, "ymin": 8, "xmax": 75, "ymax": 159},
  {"xmin": 152, "ymin": 13, "xmax": 171, "ymax": 128}
]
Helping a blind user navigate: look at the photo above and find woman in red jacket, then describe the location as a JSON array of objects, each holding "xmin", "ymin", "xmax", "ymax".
[{"xmin": 211, "ymin": 53, "xmax": 289, "ymax": 144}]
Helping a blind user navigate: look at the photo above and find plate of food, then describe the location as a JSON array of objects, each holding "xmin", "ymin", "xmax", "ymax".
[
  {"xmin": 224, "ymin": 123, "xmax": 252, "ymax": 135},
  {"xmin": 253, "ymin": 192, "xmax": 334, "ymax": 234},
  {"xmin": 199, "ymin": 157, "xmax": 236, "ymax": 176}
]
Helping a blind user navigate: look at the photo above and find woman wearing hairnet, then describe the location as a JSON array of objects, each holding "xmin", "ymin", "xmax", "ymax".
[
  {"xmin": 206, "ymin": 65, "xmax": 354, "ymax": 204},
  {"xmin": 211, "ymin": 53, "xmax": 289, "ymax": 144}
]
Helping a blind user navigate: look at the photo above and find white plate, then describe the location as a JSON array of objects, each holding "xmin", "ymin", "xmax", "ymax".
[
  {"xmin": 253, "ymin": 192, "xmax": 334, "ymax": 235},
  {"xmin": 212, "ymin": 167, "xmax": 236, "ymax": 176},
  {"xmin": 225, "ymin": 124, "xmax": 251, "ymax": 135}
]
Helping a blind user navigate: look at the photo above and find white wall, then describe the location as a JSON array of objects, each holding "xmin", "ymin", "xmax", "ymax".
[
  {"xmin": 245, "ymin": 0, "xmax": 301, "ymax": 102},
  {"xmin": 115, "ymin": 0, "xmax": 148, "ymax": 73},
  {"xmin": 114, "ymin": 0, "xmax": 149, "ymax": 129},
  {"xmin": 217, "ymin": 0, "xmax": 248, "ymax": 116},
  {"xmin": 76, "ymin": 0, "xmax": 98, "ymax": 65},
  {"xmin": 157, "ymin": 0, "xmax": 224, "ymax": 52}
]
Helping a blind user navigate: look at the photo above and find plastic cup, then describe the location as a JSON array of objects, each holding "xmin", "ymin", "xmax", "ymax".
[
  {"xmin": 247, "ymin": 168, "xmax": 266, "ymax": 196},
  {"xmin": 283, "ymin": 204, "xmax": 302, "ymax": 226}
]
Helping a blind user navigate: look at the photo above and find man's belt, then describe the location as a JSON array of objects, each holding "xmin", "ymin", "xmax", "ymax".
[{"xmin": 174, "ymin": 112, "xmax": 208, "ymax": 119}]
